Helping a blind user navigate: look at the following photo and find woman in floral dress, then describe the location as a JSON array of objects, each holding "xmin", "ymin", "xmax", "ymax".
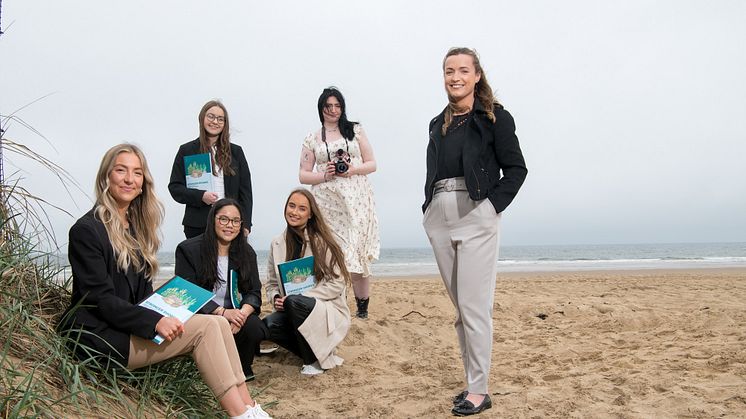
[{"xmin": 299, "ymin": 87, "xmax": 380, "ymax": 319}]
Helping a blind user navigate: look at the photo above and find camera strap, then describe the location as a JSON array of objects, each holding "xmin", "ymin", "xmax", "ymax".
[{"xmin": 321, "ymin": 127, "xmax": 349, "ymax": 163}]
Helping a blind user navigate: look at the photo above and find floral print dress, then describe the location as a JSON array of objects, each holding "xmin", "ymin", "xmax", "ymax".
[{"xmin": 302, "ymin": 124, "xmax": 380, "ymax": 277}]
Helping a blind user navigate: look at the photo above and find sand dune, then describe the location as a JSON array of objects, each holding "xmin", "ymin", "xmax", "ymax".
[{"xmin": 251, "ymin": 269, "xmax": 746, "ymax": 418}]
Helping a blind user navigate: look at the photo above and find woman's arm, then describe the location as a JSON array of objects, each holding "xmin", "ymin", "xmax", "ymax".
[
  {"xmin": 344, "ymin": 125, "xmax": 376, "ymax": 177},
  {"xmin": 261, "ymin": 245, "xmax": 281, "ymax": 303},
  {"xmin": 239, "ymin": 245, "xmax": 262, "ymax": 314},
  {"xmin": 488, "ymin": 109, "xmax": 528, "ymax": 213},
  {"xmin": 69, "ymin": 220, "xmax": 162, "ymax": 339},
  {"xmin": 174, "ymin": 241, "xmax": 220, "ymax": 315},
  {"xmin": 299, "ymin": 144, "xmax": 331, "ymax": 185},
  {"xmin": 168, "ymin": 143, "xmax": 212, "ymax": 206},
  {"xmin": 233, "ymin": 145, "xmax": 253, "ymax": 230}
]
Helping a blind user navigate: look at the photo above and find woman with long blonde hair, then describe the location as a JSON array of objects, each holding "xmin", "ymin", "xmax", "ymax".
[
  {"xmin": 261, "ymin": 188, "xmax": 351, "ymax": 375},
  {"xmin": 59, "ymin": 144, "xmax": 270, "ymax": 418}
]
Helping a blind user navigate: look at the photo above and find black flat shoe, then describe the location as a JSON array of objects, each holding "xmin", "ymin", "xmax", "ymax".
[
  {"xmin": 452, "ymin": 390, "xmax": 467, "ymax": 405},
  {"xmin": 452, "ymin": 394, "xmax": 492, "ymax": 416}
]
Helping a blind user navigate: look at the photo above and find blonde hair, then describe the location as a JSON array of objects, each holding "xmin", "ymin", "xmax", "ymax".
[
  {"xmin": 441, "ymin": 47, "xmax": 502, "ymax": 135},
  {"xmin": 94, "ymin": 144, "xmax": 164, "ymax": 278}
]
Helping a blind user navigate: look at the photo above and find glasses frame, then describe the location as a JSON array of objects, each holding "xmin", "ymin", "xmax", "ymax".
[
  {"xmin": 215, "ymin": 215, "xmax": 242, "ymax": 227},
  {"xmin": 205, "ymin": 113, "xmax": 226, "ymax": 124}
]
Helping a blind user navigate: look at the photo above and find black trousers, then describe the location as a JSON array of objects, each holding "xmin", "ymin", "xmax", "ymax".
[
  {"xmin": 262, "ymin": 295, "xmax": 317, "ymax": 364},
  {"xmin": 233, "ymin": 313, "xmax": 268, "ymax": 376}
]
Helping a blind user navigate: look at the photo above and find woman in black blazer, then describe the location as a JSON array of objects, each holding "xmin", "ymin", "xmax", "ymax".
[
  {"xmin": 169, "ymin": 100, "xmax": 253, "ymax": 239},
  {"xmin": 175, "ymin": 198, "xmax": 268, "ymax": 379},
  {"xmin": 59, "ymin": 144, "xmax": 270, "ymax": 419}
]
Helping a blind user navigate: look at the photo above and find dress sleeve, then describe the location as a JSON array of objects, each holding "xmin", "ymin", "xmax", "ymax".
[
  {"xmin": 302, "ymin": 132, "xmax": 316, "ymax": 151},
  {"xmin": 68, "ymin": 221, "xmax": 162, "ymax": 339}
]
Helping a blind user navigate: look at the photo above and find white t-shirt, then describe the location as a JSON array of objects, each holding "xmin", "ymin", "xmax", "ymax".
[{"xmin": 212, "ymin": 255, "xmax": 231, "ymax": 307}]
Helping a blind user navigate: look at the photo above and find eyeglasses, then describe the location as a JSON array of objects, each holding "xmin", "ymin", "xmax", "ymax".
[
  {"xmin": 206, "ymin": 113, "xmax": 225, "ymax": 124},
  {"xmin": 216, "ymin": 215, "xmax": 242, "ymax": 227}
]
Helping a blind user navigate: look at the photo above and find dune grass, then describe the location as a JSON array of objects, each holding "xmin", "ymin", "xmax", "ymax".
[{"xmin": 0, "ymin": 127, "xmax": 259, "ymax": 417}]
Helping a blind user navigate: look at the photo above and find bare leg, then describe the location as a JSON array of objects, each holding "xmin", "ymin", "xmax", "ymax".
[
  {"xmin": 351, "ymin": 273, "xmax": 369, "ymax": 298},
  {"xmin": 219, "ymin": 386, "xmax": 251, "ymax": 417}
]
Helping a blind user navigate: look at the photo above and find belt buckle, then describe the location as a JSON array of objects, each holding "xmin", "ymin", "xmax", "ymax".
[{"xmin": 445, "ymin": 181, "xmax": 454, "ymax": 192}]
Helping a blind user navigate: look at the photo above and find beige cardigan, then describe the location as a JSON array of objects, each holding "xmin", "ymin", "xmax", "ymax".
[{"xmin": 262, "ymin": 231, "xmax": 351, "ymax": 369}]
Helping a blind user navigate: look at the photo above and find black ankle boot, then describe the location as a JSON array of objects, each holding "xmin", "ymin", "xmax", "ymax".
[{"xmin": 355, "ymin": 297, "xmax": 369, "ymax": 319}]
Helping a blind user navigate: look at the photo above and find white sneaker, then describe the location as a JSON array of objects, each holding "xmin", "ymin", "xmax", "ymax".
[
  {"xmin": 249, "ymin": 402, "xmax": 272, "ymax": 419},
  {"xmin": 300, "ymin": 361, "xmax": 324, "ymax": 375}
]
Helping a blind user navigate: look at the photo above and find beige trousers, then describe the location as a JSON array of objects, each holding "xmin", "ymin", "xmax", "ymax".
[
  {"xmin": 128, "ymin": 314, "xmax": 245, "ymax": 398},
  {"xmin": 423, "ymin": 186, "xmax": 501, "ymax": 394}
]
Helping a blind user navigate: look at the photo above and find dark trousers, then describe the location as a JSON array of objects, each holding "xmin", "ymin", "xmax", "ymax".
[
  {"xmin": 184, "ymin": 225, "xmax": 204, "ymax": 239},
  {"xmin": 262, "ymin": 295, "xmax": 317, "ymax": 364},
  {"xmin": 233, "ymin": 313, "xmax": 268, "ymax": 376}
]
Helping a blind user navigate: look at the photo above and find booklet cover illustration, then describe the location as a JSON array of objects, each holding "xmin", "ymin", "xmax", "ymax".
[
  {"xmin": 139, "ymin": 276, "xmax": 214, "ymax": 344},
  {"xmin": 277, "ymin": 255, "xmax": 316, "ymax": 296},
  {"xmin": 184, "ymin": 153, "xmax": 213, "ymax": 191}
]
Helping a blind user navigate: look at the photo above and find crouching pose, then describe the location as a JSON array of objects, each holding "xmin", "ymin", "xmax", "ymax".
[
  {"xmin": 175, "ymin": 198, "xmax": 269, "ymax": 380},
  {"xmin": 262, "ymin": 188, "xmax": 351, "ymax": 375},
  {"xmin": 58, "ymin": 144, "xmax": 271, "ymax": 419}
]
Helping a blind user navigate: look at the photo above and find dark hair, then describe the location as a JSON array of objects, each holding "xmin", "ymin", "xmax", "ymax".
[
  {"xmin": 198, "ymin": 100, "xmax": 235, "ymax": 176},
  {"xmin": 317, "ymin": 87, "xmax": 358, "ymax": 141},
  {"xmin": 441, "ymin": 47, "xmax": 503, "ymax": 135},
  {"xmin": 283, "ymin": 189, "xmax": 350, "ymax": 283},
  {"xmin": 198, "ymin": 198, "xmax": 252, "ymax": 293}
]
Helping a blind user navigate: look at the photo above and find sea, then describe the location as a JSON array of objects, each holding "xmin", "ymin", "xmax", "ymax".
[{"xmin": 151, "ymin": 242, "xmax": 746, "ymax": 280}]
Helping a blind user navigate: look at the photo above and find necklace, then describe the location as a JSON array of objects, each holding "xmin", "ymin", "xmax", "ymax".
[{"xmin": 324, "ymin": 127, "xmax": 338, "ymax": 133}]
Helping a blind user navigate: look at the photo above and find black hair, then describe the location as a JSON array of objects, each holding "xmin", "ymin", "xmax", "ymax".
[
  {"xmin": 199, "ymin": 198, "xmax": 252, "ymax": 294},
  {"xmin": 317, "ymin": 86, "xmax": 358, "ymax": 141}
]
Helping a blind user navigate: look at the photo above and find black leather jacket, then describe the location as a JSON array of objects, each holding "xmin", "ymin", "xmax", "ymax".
[{"xmin": 423, "ymin": 101, "xmax": 527, "ymax": 214}]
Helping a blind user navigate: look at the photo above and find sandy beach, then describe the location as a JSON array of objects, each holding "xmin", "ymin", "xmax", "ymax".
[{"xmin": 249, "ymin": 268, "xmax": 746, "ymax": 418}]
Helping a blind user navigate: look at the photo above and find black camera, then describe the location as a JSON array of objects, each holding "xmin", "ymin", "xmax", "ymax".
[{"xmin": 332, "ymin": 148, "xmax": 350, "ymax": 174}]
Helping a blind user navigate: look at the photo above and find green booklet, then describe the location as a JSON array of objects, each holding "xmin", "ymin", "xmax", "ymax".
[
  {"xmin": 184, "ymin": 153, "xmax": 213, "ymax": 191},
  {"xmin": 277, "ymin": 255, "xmax": 316, "ymax": 296},
  {"xmin": 139, "ymin": 276, "xmax": 214, "ymax": 344},
  {"xmin": 229, "ymin": 270, "xmax": 242, "ymax": 308}
]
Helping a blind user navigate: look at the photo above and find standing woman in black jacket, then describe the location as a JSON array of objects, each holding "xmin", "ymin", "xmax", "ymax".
[
  {"xmin": 175, "ymin": 198, "xmax": 268, "ymax": 379},
  {"xmin": 169, "ymin": 100, "xmax": 253, "ymax": 239},
  {"xmin": 422, "ymin": 47, "xmax": 527, "ymax": 416},
  {"xmin": 59, "ymin": 144, "xmax": 270, "ymax": 419}
]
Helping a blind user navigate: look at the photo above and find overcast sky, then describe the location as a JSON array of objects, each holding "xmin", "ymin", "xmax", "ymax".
[{"xmin": 2, "ymin": 1, "xmax": 745, "ymax": 252}]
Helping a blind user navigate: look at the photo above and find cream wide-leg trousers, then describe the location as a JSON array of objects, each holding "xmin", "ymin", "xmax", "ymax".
[{"xmin": 423, "ymin": 178, "xmax": 501, "ymax": 394}]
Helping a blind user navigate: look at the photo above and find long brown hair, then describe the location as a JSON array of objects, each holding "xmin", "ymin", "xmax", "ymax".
[
  {"xmin": 283, "ymin": 188, "xmax": 350, "ymax": 283},
  {"xmin": 198, "ymin": 100, "xmax": 235, "ymax": 176},
  {"xmin": 441, "ymin": 47, "xmax": 503, "ymax": 135},
  {"xmin": 94, "ymin": 144, "xmax": 164, "ymax": 278}
]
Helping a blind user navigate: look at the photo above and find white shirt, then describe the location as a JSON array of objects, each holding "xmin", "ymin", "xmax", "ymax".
[
  {"xmin": 211, "ymin": 146, "xmax": 226, "ymax": 199},
  {"xmin": 212, "ymin": 255, "xmax": 231, "ymax": 307}
]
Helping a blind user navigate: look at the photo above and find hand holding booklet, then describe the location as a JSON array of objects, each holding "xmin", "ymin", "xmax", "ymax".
[
  {"xmin": 184, "ymin": 153, "xmax": 213, "ymax": 192},
  {"xmin": 139, "ymin": 276, "xmax": 214, "ymax": 344},
  {"xmin": 277, "ymin": 255, "xmax": 316, "ymax": 296}
]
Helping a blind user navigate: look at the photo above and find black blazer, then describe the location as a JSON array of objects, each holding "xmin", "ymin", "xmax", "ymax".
[
  {"xmin": 174, "ymin": 234, "xmax": 263, "ymax": 315},
  {"xmin": 58, "ymin": 209, "xmax": 162, "ymax": 367},
  {"xmin": 168, "ymin": 139, "xmax": 253, "ymax": 230},
  {"xmin": 424, "ymin": 101, "xmax": 528, "ymax": 213}
]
